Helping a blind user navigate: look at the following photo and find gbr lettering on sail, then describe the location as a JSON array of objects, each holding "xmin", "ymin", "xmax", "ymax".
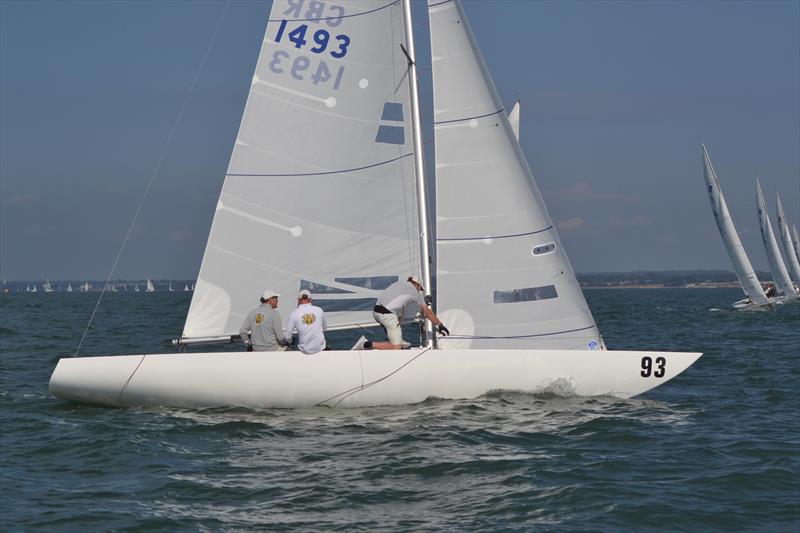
[{"xmin": 268, "ymin": 0, "xmax": 351, "ymax": 95}]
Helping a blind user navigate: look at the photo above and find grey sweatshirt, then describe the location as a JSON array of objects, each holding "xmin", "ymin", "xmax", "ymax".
[{"xmin": 239, "ymin": 304, "xmax": 287, "ymax": 351}]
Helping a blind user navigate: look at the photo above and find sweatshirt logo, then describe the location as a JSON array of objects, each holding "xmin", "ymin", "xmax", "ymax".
[
  {"xmin": 255, "ymin": 313, "xmax": 264, "ymax": 325},
  {"xmin": 302, "ymin": 313, "xmax": 316, "ymax": 325}
]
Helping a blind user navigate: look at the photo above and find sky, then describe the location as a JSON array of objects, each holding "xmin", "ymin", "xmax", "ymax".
[{"xmin": 1, "ymin": 0, "xmax": 798, "ymax": 280}]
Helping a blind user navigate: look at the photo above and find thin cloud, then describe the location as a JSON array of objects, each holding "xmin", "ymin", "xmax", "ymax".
[{"xmin": 557, "ymin": 217, "xmax": 585, "ymax": 231}]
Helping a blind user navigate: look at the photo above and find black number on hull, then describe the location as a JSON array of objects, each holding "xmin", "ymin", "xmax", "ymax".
[{"xmin": 641, "ymin": 356, "xmax": 666, "ymax": 378}]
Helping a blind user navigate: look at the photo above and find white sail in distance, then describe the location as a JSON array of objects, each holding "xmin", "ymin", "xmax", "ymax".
[
  {"xmin": 775, "ymin": 193, "xmax": 800, "ymax": 282},
  {"xmin": 701, "ymin": 146, "xmax": 768, "ymax": 304},
  {"xmin": 508, "ymin": 98, "xmax": 520, "ymax": 141},
  {"xmin": 428, "ymin": 0, "xmax": 602, "ymax": 350},
  {"xmin": 793, "ymin": 224, "xmax": 800, "ymax": 263},
  {"xmin": 756, "ymin": 181, "xmax": 796, "ymax": 297},
  {"xmin": 183, "ymin": 1, "xmax": 420, "ymax": 341}
]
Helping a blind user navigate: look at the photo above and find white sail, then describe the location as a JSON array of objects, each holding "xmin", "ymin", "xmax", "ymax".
[
  {"xmin": 775, "ymin": 193, "xmax": 800, "ymax": 282},
  {"xmin": 793, "ymin": 224, "xmax": 800, "ymax": 263},
  {"xmin": 146, "ymin": 279, "xmax": 155, "ymax": 292},
  {"xmin": 183, "ymin": 0, "xmax": 420, "ymax": 341},
  {"xmin": 168, "ymin": 282, "xmax": 174, "ymax": 292},
  {"xmin": 184, "ymin": 284, "xmax": 190, "ymax": 292},
  {"xmin": 135, "ymin": 284, "xmax": 140, "ymax": 292},
  {"xmin": 66, "ymin": 283, "xmax": 73, "ymax": 292},
  {"xmin": 508, "ymin": 98, "xmax": 520, "ymax": 141},
  {"xmin": 756, "ymin": 181, "xmax": 796, "ymax": 297},
  {"xmin": 43, "ymin": 279, "xmax": 53, "ymax": 292},
  {"xmin": 428, "ymin": 0, "xmax": 601, "ymax": 350},
  {"xmin": 702, "ymin": 146, "xmax": 768, "ymax": 305},
  {"xmin": 31, "ymin": 284, "xmax": 38, "ymax": 293}
]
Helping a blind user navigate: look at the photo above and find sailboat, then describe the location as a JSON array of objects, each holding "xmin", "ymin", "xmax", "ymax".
[
  {"xmin": 792, "ymin": 224, "xmax": 800, "ymax": 263},
  {"xmin": 168, "ymin": 282, "xmax": 174, "ymax": 292},
  {"xmin": 43, "ymin": 279, "xmax": 54, "ymax": 292},
  {"xmin": 145, "ymin": 279, "xmax": 155, "ymax": 293},
  {"xmin": 756, "ymin": 181, "xmax": 798, "ymax": 302},
  {"xmin": 702, "ymin": 146, "xmax": 772, "ymax": 309},
  {"xmin": 134, "ymin": 284, "xmax": 140, "ymax": 292},
  {"xmin": 49, "ymin": 0, "xmax": 700, "ymax": 409},
  {"xmin": 80, "ymin": 282, "xmax": 91, "ymax": 292},
  {"xmin": 775, "ymin": 194, "xmax": 800, "ymax": 282},
  {"xmin": 31, "ymin": 284, "xmax": 38, "ymax": 293},
  {"xmin": 508, "ymin": 98, "xmax": 520, "ymax": 141},
  {"xmin": 66, "ymin": 283, "xmax": 73, "ymax": 292},
  {"xmin": 26, "ymin": 284, "xmax": 30, "ymax": 292},
  {"xmin": 184, "ymin": 284, "xmax": 190, "ymax": 292}
]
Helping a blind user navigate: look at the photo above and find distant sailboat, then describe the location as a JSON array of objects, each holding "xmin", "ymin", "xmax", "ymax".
[
  {"xmin": 31, "ymin": 284, "xmax": 38, "ymax": 293},
  {"xmin": 793, "ymin": 224, "xmax": 800, "ymax": 263},
  {"xmin": 775, "ymin": 193, "xmax": 800, "ymax": 282},
  {"xmin": 146, "ymin": 279, "xmax": 155, "ymax": 292},
  {"xmin": 26, "ymin": 285, "xmax": 30, "ymax": 292},
  {"xmin": 168, "ymin": 282, "xmax": 174, "ymax": 292},
  {"xmin": 508, "ymin": 98, "xmax": 520, "ymax": 141},
  {"xmin": 756, "ymin": 180, "xmax": 798, "ymax": 302},
  {"xmin": 66, "ymin": 283, "xmax": 73, "ymax": 292},
  {"xmin": 702, "ymin": 146, "xmax": 770, "ymax": 309},
  {"xmin": 80, "ymin": 282, "xmax": 91, "ymax": 292},
  {"xmin": 190, "ymin": 283, "xmax": 194, "ymax": 291},
  {"xmin": 184, "ymin": 284, "xmax": 190, "ymax": 292},
  {"xmin": 134, "ymin": 284, "xmax": 140, "ymax": 292},
  {"xmin": 43, "ymin": 279, "xmax": 54, "ymax": 292}
]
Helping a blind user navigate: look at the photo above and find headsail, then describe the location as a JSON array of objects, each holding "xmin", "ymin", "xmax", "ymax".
[
  {"xmin": 428, "ymin": 0, "xmax": 602, "ymax": 350},
  {"xmin": 775, "ymin": 193, "xmax": 800, "ymax": 282},
  {"xmin": 183, "ymin": 1, "xmax": 420, "ymax": 341},
  {"xmin": 793, "ymin": 224, "xmax": 800, "ymax": 263},
  {"xmin": 701, "ymin": 146, "xmax": 768, "ymax": 304},
  {"xmin": 756, "ymin": 181, "xmax": 796, "ymax": 297}
]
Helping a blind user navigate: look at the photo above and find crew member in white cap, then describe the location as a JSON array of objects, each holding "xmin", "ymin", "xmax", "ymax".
[
  {"xmin": 364, "ymin": 276, "xmax": 448, "ymax": 350},
  {"xmin": 239, "ymin": 289, "xmax": 288, "ymax": 352},
  {"xmin": 285, "ymin": 289, "xmax": 327, "ymax": 354}
]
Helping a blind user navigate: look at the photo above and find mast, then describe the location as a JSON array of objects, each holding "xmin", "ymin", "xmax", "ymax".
[{"xmin": 402, "ymin": 0, "xmax": 434, "ymax": 347}]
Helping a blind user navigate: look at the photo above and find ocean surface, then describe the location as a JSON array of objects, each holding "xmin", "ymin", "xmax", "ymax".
[{"xmin": 1, "ymin": 288, "xmax": 798, "ymax": 531}]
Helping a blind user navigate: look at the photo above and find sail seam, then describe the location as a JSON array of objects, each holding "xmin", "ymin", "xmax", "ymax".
[
  {"xmin": 428, "ymin": 0, "xmax": 454, "ymax": 8},
  {"xmin": 447, "ymin": 324, "xmax": 597, "ymax": 340},
  {"xmin": 228, "ymin": 153, "xmax": 414, "ymax": 177},
  {"xmin": 437, "ymin": 225, "xmax": 554, "ymax": 242},
  {"xmin": 434, "ymin": 108, "xmax": 504, "ymax": 125},
  {"xmin": 267, "ymin": 0, "xmax": 399, "ymax": 23}
]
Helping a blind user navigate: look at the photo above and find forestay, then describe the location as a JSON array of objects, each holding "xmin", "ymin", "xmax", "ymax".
[
  {"xmin": 756, "ymin": 181, "xmax": 796, "ymax": 297},
  {"xmin": 428, "ymin": 0, "xmax": 602, "ymax": 350},
  {"xmin": 701, "ymin": 146, "xmax": 768, "ymax": 304},
  {"xmin": 183, "ymin": 0, "xmax": 420, "ymax": 341},
  {"xmin": 775, "ymin": 194, "xmax": 800, "ymax": 282}
]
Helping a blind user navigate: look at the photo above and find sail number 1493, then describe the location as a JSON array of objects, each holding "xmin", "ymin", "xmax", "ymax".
[{"xmin": 641, "ymin": 356, "xmax": 666, "ymax": 378}]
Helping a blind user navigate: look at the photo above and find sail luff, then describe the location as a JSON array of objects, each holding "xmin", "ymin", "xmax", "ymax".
[
  {"xmin": 775, "ymin": 193, "xmax": 800, "ymax": 282},
  {"xmin": 508, "ymin": 98, "xmax": 520, "ymax": 141},
  {"xmin": 401, "ymin": 0, "xmax": 434, "ymax": 346},
  {"xmin": 755, "ymin": 180, "xmax": 796, "ymax": 297},
  {"xmin": 701, "ymin": 145, "xmax": 768, "ymax": 304}
]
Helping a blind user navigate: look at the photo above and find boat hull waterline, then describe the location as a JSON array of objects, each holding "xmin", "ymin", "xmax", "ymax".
[{"xmin": 50, "ymin": 349, "xmax": 702, "ymax": 409}]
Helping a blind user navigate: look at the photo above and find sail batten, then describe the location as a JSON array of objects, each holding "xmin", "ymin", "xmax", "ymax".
[
  {"xmin": 428, "ymin": 0, "xmax": 602, "ymax": 351},
  {"xmin": 184, "ymin": 0, "xmax": 420, "ymax": 340}
]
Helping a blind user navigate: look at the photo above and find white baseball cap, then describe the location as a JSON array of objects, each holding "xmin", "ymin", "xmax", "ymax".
[
  {"xmin": 297, "ymin": 289, "xmax": 311, "ymax": 299},
  {"xmin": 261, "ymin": 289, "xmax": 280, "ymax": 300}
]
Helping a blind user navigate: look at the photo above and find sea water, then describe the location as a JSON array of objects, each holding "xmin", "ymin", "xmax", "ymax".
[{"xmin": 1, "ymin": 289, "xmax": 798, "ymax": 530}]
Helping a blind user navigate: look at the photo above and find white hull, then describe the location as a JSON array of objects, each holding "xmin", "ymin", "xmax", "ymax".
[{"xmin": 50, "ymin": 348, "xmax": 701, "ymax": 409}]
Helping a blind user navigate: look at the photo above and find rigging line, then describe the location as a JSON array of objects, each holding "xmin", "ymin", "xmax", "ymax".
[
  {"xmin": 445, "ymin": 325, "xmax": 597, "ymax": 340},
  {"xmin": 73, "ymin": 1, "xmax": 232, "ymax": 357},
  {"xmin": 117, "ymin": 355, "xmax": 146, "ymax": 407},
  {"xmin": 331, "ymin": 346, "xmax": 434, "ymax": 408}
]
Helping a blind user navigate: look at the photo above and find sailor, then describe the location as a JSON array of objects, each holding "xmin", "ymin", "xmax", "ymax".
[
  {"xmin": 239, "ymin": 289, "xmax": 288, "ymax": 352},
  {"xmin": 765, "ymin": 283, "xmax": 777, "ymax": 298},
  {"xmin": 285, "ymin": 289, "xmax": 327, "ymax": 354},
  {"xmin": 363, "ymin": 276, "xmax": 449, "ymax": 350}
]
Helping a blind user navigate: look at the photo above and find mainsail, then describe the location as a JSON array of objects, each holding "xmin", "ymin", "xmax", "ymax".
[
  {"xmin": 701, "ymin": 146, "xmax": 768, "ymax": 304},
  {"xmin": 508, "ymin": 98, "xmax": 520, "ymax": 141},
  {"xmin": 428, "ymin": 0, "xmax": 602, "ymax": 350},
  {"xmin": 183, "ymin": 1, "xmax": 420, "ymax": 341},
  {"xmin": 756, "ymin": 181, "xmax": 796, "ymax": 297},
  {"xmin": 775, "ymin": 193, "xmax": 800, "ymax": 282}
]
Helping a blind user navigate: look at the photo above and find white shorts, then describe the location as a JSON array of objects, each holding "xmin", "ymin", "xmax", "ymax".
[{"xmin": 373, "ymin": 311, "xmax": 403, "ymax": 345}]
